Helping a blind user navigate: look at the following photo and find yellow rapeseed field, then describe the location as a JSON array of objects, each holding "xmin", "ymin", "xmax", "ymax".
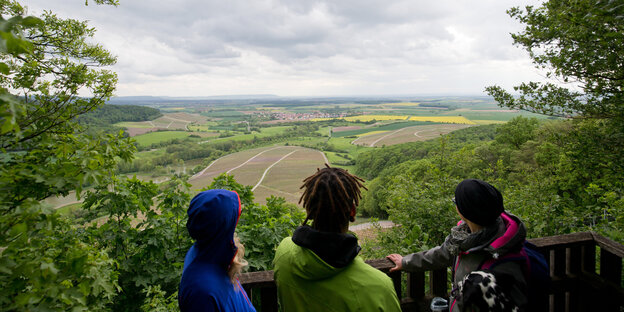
[
  {"xmin": 409, "ymin": 116, "xmax": 476, "ymax": 125},
  {"xmin": 344, "ymin": 115, "xmax": 409, "ymax": 122},
  {"xmin": 311, "ymin": 115, "xmax": 408, "ymax": 122},
  {"xmin": 311, "ymin": 115, "xmax": 476, "ymax": 125}
]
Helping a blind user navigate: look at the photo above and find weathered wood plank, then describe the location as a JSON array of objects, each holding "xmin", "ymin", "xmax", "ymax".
[
  {"xmin": 366, "ymin": 258, "xmax": 395, "ymax": 271},
  {"xmin": 592, "ymin": 232, "xmax": 624, "ymax": 258},
  {"xmin": 239, "ymin": 270, "xmax": 274, "ymax": 288},
  {"xmin": 528, "ymin": 232, "xmax": 593, "ymax": 248}
]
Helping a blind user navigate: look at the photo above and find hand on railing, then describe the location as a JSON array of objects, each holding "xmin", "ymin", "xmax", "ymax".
[{"xmin": 386, "ymin": 254, "xmax": 403, "ymax": 272}]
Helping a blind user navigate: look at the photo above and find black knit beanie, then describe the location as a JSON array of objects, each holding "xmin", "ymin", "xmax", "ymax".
[{"xmin": 454, "ymin": 179, "xmax": 504, "ymax": 226}]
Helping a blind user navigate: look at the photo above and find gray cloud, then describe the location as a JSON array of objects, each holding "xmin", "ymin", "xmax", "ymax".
[{"xmin": 22, "ymin": 0, "xmax": 545, "ymax": 96}]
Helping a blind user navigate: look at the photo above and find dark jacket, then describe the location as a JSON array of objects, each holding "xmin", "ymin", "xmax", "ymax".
[
  {"xmin": 179, "ymin": 190, "xmax": 255, "ymax": 312},
  {"xmin": 402, "ymin": 212, "xmax": 528, "ymax": 311}
]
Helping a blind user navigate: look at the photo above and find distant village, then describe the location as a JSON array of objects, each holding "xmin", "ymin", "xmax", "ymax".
[{"xmin": 253, "ymin": 111, "xmax": 349, "ymax": 121}]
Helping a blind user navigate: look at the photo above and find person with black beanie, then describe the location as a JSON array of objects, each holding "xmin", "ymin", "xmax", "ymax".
[{"xmin": 386, "ymin": 179, "xmax": 529, "ymax": 311}]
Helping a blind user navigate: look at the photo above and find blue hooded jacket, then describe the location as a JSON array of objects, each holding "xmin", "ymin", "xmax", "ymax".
[{"xmin": 179, "ymin": 189, "xmax": 256, "ymax": 312}]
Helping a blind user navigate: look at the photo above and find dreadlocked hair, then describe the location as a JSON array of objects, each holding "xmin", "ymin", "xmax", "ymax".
[{"xmin": 299, "ymin": 164, "xmax": 367, "ymax": 233}]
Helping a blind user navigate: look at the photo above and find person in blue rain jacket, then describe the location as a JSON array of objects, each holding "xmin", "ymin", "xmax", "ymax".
[{"xmin": 179, "ymin": 189, "xmax": 256, "ymax": 312}]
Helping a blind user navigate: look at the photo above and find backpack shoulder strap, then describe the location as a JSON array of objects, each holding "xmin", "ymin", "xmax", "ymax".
[{"xmin": 479, "ymin": 247, "xmax": 530, "ymax": 277}]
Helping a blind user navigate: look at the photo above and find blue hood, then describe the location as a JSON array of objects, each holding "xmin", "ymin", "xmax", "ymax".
[
  {"xmin": 179, "ymin": 189, "xmax": 256, "ymax": 312},
  {"xmin": 184, "ymin": 189, "xmax": 242, "ymax": 270}
]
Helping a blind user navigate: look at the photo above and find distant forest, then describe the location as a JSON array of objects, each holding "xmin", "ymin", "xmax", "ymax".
[
  {"xmin": 76, "ymin": 104, "xmax": 162, "ymax": 126},
  {"xmin": 74, "ymin": 104, "xmax": 162, "ymax": 135}
]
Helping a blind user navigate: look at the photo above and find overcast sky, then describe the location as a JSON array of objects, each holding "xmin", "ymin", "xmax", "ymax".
[{"xmin": 22, "ymin": 0, "xmax": 545, "ymax": 97}]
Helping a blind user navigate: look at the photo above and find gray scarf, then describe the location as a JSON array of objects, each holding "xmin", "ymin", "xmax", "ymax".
[{"xmin": 446, "ymin": 217, "xmax": 502, "ymax": 256}]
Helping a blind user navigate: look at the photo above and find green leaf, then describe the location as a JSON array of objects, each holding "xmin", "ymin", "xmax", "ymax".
[{"xmin": 0, "ymin": 62, "xmax": 9, "ymax": 75}]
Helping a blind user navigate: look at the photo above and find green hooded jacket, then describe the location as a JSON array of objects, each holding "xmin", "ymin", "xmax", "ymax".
[{"xmin": 273, "ymin": 227, "xmax": 401, "ymax": 312}]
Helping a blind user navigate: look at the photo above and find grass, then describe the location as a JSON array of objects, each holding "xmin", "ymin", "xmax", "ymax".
[
  {"xmin": 379, "ymin": 102, "xmax": 420, "ymax": 107},
  {"xmin": 133, "ymin": 131, "xmax": 192, "ymax": 147},
  {"xmin": 189, "ymin": 146, "xmax": 326, "ymax": 205},
  {"xmin": 115, "ymin": 121, "xmax": 154, "ymax": 128},
  {"xmin": 332, "ymin": 121, "xmax": 434, "ymax": 137},
  {"xmin": 56, "ymin": 202, "xmax": 82, "ymax": 215},
  {"xmin": 206, "ymin": 126, "xmax": 291, "ymax": 143},
  {"xmin": 354, "ymin": 124, "xmax": 472, "ymax": 147},
  {"xmin": 201, "ymin": 110, "xmax": 247, "ymax": 118},
  {"xmin": 409, "ymin": 116, "xmax": 475, "ymax": 124}
]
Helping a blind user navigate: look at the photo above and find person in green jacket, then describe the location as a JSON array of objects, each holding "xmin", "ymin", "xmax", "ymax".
[{"xmin": 273, "ymin": 165, "xmax": 402, "ymax": 312}]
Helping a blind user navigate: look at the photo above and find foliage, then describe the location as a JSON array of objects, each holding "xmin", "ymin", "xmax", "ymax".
[
  {"xmin": 202, "ymin": 174, "xmax": 305, "ymax": 271},
  {"xmin": 0, "ymin": 2, "xmax": 127, "ymax": 311},
  {"xmin": 0, "ymin": 203, "xmax": 119, "ymax": 311},
  {"xmin": 238, "ymin": 196, "xmax": 305, "ymax": 271},
  {"xmin": 360, "ymin": 116, "xmax": 624, "ymax": 259},
  {"xmin": 355, "ymin": 124, "xmax": 498, "ymax": 180},
  {"xmin": 141, "ymin": 286, "xmax": 179, "ymax": 312},
  {"xmin": 485, "ymin": 0, "xmax": 624, "ymax": 119},
  {"xmin": 77, "ymin": 104, "xmax": 162, "ymax": 128},
  {"xmin": 81, "ymin": 176, "xmax": 192, "ymax": 312}
]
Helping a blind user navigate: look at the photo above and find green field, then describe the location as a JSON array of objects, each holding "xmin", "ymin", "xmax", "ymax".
[
  {"xmin": 115, "ymin": 121, "xmax": 154, "ymax": 128},
  {"xmin": 189, "ymin": 145, "xmax": 327, "ymax": 204},
  {"xmin": 332, "ymin": 121, "xmax": 437, "ymax": 137},
  {"xmin": 107, "ymin": 96, "xmax": 548, "ymax": 203},
  {"xmin": 353, "ymin": 124, "xmax": 472, "ymax": 147},
  {"xmin": 133, "ymin": 131, "xmax": 192, "ymax": 147}
]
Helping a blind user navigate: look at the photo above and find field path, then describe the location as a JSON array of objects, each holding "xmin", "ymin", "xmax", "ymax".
[
  {"xmin": 349, "ymin": 220, "xmax": 395, "ymax": 231},
  {"xmin": 369, "ymin": 127, "xmax": 411, "ymax": 147},
  {"xmin": 190, "ymin": 155, "xmax": 227, "ymax": 180},
  {"xmin": 162, "ymin": 116, "xmax": 193, "ymax": 123},
  {"xmin": 252, "ymin": 150, "xmax": 298, "ymax": 191},
  {"xmin": 226, "ymin": 146, "xmax": 284, "ymax": 174},
  {"xmin": 320, "ymin": 151, "xmax": 329, "ymax": 164}
]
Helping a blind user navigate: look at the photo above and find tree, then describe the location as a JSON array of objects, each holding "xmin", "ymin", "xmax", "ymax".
[
  {"xmin": 0, "ymin": 0, "xmax": 133, "ymax": 206},
  {"xmin": 486, "ymin": 0, "xmax": 624, "ymax": 120},
  {"xmin": 484, "ymin": 0, "xmax": 624, "ymax": 241},
  {"xmin": 0, "ymin": 1, "xmax": 130, "ymax": 310}
]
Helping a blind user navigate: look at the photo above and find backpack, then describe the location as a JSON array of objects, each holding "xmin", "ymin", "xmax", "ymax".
[{"xmin": 480, "ymin": 241, "xmax": 551, "ymax": 311}]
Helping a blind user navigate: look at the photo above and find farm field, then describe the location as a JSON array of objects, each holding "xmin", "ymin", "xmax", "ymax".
[
  {"xmin": 408, "ymin": 116, "xmax": 475, "ymax": 124},
  {"xmin": 352, "ymin": 124, "xmax": 473, "ymax": 147},
  {"xmin": 116, "ymin": 112, "xmax": 209, "ymax": 136},
  {"xmin": 189, "ymin": 145, "xmax": 327, "ymax": 204},
  {"xmin": 133, "ymin": 131, "xmax": 193, "ymax": 147},
  {"xmin": 99, "ymin": 96, "xmax": 555, "ymax": 206},
  {"xmin": 312, "ymin": 115, "xmax": 409, "ymax": 122},
  {"xmin": 333, "ymin": 121, "xmax": 435, "ymax": 137}
]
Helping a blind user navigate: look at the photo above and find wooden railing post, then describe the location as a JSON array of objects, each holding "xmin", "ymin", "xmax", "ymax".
[
  {"xmin": 389, "ymin": 270, "xmax": 402, "ymax": 300},
  {"xmin": 598, "ymin": 248, "xmax": 622, "ymax": 311},
  {"xmin": 260, "ymin": 287, "xmax": 278, "ymax": 312},
  {"xmin": 430, "ymin": 268, "xmax": 448, "ymax": 298},
  {"xmin": 552, "ymin": 247, "xmax": 566, "ymax": 312}
]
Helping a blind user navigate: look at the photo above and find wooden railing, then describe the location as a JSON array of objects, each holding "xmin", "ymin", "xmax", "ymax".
[{"xmin": 240, "ymin": 232, "xmax": 624, "ymax": 312}]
